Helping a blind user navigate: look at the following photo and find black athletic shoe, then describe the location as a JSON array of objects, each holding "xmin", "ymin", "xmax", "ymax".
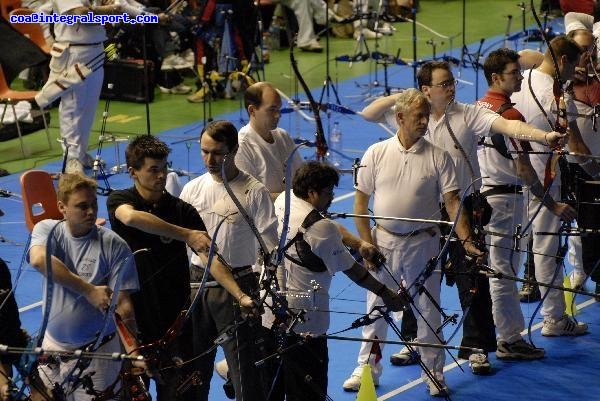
[{"xmin": 496, "ymin": 339, "xmax": 545, "ymax": 360}]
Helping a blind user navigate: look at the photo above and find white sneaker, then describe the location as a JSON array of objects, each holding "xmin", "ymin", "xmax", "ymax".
[
  {"xmin": 342, "ymin": 372, "xmax": 379, "ymax": 392},
  {"xmin": 162, "ymin": 54, "xmax": 192, "ymax": 70},
  {"xmin": 425, "ymin": 378, "xmax": 449, "ymax": 397},
  {"xmin": 468, "ymin": 353, "xmax": 492, "ymax": 375},
  {"xmin": 342, "ymin": 374, "xmax": 362, "ymax": 392},
  {"xmin": 541, "ymin": 315, "xmax": 588, "ymax": 336},
  {"xmin": 159, "ymin": 83, "xmax": 192, "ymax": 95},
  {"xmin": 65, "ymin": 158, "xmax": 84, "ymax": 174},
  {"xmin": 354, "ymin": 28, "xmax": 382, "ymax": 40},
  {"xmin": 215, "ymin": 358, "xmax": 228, "ymax": 381},
  {"xmin": 376, "ymin": 22, "xmax": 395, "ymax": 35},
  {"xmin": 390, "ymin": 345, "xmax": 419, "ymax": 366},
  {"xmin": 570, "ymin": 270, "xmax": 587, "ymax": 289},
  {"xmin": 299, "ymin": 39, "xmax": 323, "ymax": 52}
]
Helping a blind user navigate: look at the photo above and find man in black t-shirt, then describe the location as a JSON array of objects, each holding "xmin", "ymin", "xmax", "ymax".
[
  {"xmin": 1, "ymin": 257, "xmax": 51, "ymax": 401},
  {"xmin": 107, "ymin": 135, "xmax": 255, "ymax": 401}
]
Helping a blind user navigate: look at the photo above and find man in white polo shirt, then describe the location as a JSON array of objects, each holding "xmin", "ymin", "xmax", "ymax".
[
  {"xmin": 478, "ymin": 48, "xmax": 575, "ymax": 361},
  {"xmin": 345, "ymin": 88, "xmax": 484, "ymax": 397}
]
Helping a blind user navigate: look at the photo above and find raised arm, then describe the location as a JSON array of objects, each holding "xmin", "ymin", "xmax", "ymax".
[
  {"xmin": 490, "ymin": 117, "xmax": 566, "ymax": 148},
  {"xmin": 359, "ymin": 93, "xmax": 402, "ymax": 123}
]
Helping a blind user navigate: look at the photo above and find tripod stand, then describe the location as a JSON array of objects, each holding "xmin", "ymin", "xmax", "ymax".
[
  {"xmin": 461, "ymin": 38, "xmax": 485, "ymax": 101},
  {"xmin": 319, "ymin": 3, "xmax": 342, "ymax": 107}
]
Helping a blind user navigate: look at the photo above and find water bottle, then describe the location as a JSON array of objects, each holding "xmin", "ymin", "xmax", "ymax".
[
  {"xmin": 268, "ymin": 17, "xmax": 281, "ymax": 51},
  {"xmin": 261, "ymin": 32, "xmax": 270, "ymax": 64},
  {"xmin": 329, "ymin": 122, "xmax": 343, "ymax": 167}
]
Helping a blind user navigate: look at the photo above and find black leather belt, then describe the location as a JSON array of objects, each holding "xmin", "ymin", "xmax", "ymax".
[
  {"xmin": 481, "ymin": 184, "xmax": 522, "ymax": 197},
  {"xmin": 70, "ymin": 42, "xmax": 103, "ymax": 47}
]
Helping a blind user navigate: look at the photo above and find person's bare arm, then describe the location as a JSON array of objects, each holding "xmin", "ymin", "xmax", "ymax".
[
  {"xmin": 336, "ymin": 222, "xmax": 384, "ymax": 265},
  {"xmin": 114, "ymin": 204, "xmax": 212, "ymax": 252},
  {"xmin": 490, "ymin": 118, "xmax": 566, "ymax": 148},
  {"xmin": 442, "ymin": 190, "xmax": 484, "ymax": 259},
  {"xmin": 29, "ymin": 245, "xmax": 112, "ymax": 311},
  {"xmin": 353, "ymin": 190, "xmax": 374, "ymax": 243},
  {"xmin": 195, "ymin": 253, "xmax": 257, "ymax": 314},
  {"xmin": 343, "ymin": 263, "xmax": 406, "ymax": 311},
  {"xmin": 359, "ymin": 93, "xmax": 401, "ymax": 123},
  {"xmin": 515, "ymin": 155, "xmax": 576, "ymax": 221}
]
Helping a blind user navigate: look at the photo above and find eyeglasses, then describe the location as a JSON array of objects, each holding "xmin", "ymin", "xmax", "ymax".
[
  {"xmin": 430, "ymin": 79, "xmax": 457, "ymax": 88},
  {"xmin": 500, "ymin": 69, "xmax": 523, "ymax": 77}
]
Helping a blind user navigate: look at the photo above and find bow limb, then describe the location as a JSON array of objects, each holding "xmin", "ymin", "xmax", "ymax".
[
  {"xmin": 133, "ymin": 216, "xmax": 228, "ymax": 373},
  {"xmin": 273, "ymin": 143, "xmax": 308, "ymax": 268},
  {"xmin": 288, "ymin": 36, "xmax": 327, "ymax": 160},
  {"xmin": 60, "ymin": 248, "xmax": 149, "ymax": 395},
  {"xmin": 530, "ymin": 0, "xmax": 562, "ymax": 89},
  {"xmin": 221, "ymin": 156, "xmax": 270, "ymax": 259},
  {"xmin": 406, "ymin": 179, "xmax": 479, "ymax": 349},
  {"xmin": 13, "ymin": 221, "xmax": 59, "ymax": 400},
  {"xmin": 162, "ymin": 215, "xmax": 231, "ymax": 345}
]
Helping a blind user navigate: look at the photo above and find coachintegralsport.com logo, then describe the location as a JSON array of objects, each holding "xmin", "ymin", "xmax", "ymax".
[{"xmin": 10, "ymin": 12, "xmax": 159, "ymax": 25}]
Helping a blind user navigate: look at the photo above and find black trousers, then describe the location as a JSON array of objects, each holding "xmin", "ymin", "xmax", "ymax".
[
  {"xmin": 566, "ymin": 163, "xmax": 600, "ymax": 283},
  {"xmin": 440, "ymin": 207, "xmax": 497, "ymax": 358},
  {"xmin": 191, "ymin": 273, "xmax": 271, "ymax": 401},
  {"xmin": 283, "ymin": 336, "xmax": 328, "ymax": 401},
  {"xmin": 451, "ymin": 240, "xmax": 497, "ymax": 358}
]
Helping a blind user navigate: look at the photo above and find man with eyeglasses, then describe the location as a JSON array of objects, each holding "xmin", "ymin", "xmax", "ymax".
[
  {"xmin": 347, "ymin": 63, "xmax": 570, "ymax": 386},
  {"xmin": 477, "ymin": 48, "xmax": 575, "ymax": 362},
  {"xmin": 511, "ymin": 35, "xmax": 597, "ymax": 338},
  {"xmin": 275, "ymin": 161, "xmax": 407, "ymax": 401},
  {"xmin": 417, "ymin": 59, "xmax": 575, "ymax": 375}
]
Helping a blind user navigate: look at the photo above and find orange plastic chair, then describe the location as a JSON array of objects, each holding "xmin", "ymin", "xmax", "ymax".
[
  {"xmin": 8, "ymin": 8, "xmax": 51, "ymax": 54},
  {"xmin": 20, "ymin": 170, "xmax": 62, "ymax": 232},
  {"xmin": 0, "ymin": 64, "xmax": 52, "ymax": 157},
  {"xmin": 20, "ymin": 170, "xmax": 105, "ymax": 233},
  {"xmin": 0, "ymin": 0, "xmax": 21, "ymax": 20}
]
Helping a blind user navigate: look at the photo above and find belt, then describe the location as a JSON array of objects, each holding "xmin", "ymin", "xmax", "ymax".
[
  {"xmin": 190, "ymin": 265, "xmax": 253, "ymax": 288},
  {"xmin": 481, "ymin": 184, "xmax": 522, "ymax": 197},
  {"xmin": 70, "ymin": 42, "xmax": 103, "ymax": 47},
  {"xmin": 376, "ymin": 225, "xmax": 437, "ymax": 237}
]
